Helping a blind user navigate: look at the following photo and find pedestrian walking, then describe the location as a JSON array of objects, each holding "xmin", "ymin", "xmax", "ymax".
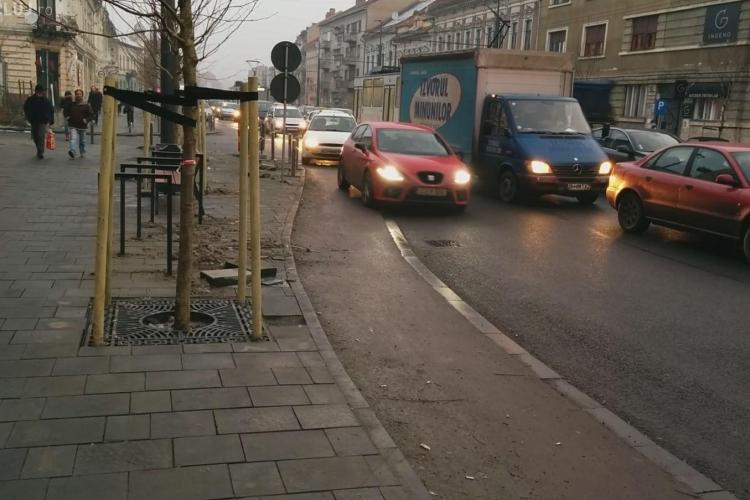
[
  {"xmin": 23, "ymin": 84, "xmax": 55, "ymax": 159},
  {"xmin": 124, "ymin": 104, "xmax": 134, "ymax": 134},
  {"xmin": 68, "ymin": 89, "xmax": 93, "ymax": 159},
  {"xmin": 88, "ymin": 85, "xmax": 103, "ymax": 124},
  {"xmin": 60, "ymin": 91, "xmax": 73, "ymax": 141}
]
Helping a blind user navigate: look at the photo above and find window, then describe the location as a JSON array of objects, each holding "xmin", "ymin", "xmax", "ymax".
[
  {"xmin": 360, "ymin": 126, "xmax": 372, "ymax": 148},
  {"xmin": 623, "ymin": 84, "xmax": 647, "ymax": 118},
  {"xmin": 732, "ymin": 152, "xmax": 750, "ymax": 183},
  {"xmin": 547, "ymin": 29, "xmax": 567, "ymax": 52},
  {"xmin": 550, "ymin": 0, "xmax": 570, "ymax": 5},
  {"xmin": 362, "ymin": 79, "xmax": 373, "ymax": 106},
  {"xmin": 511, "ymin": 22, "xmax": 518, "ymax": 49},
  {"xmin": 647, "ymin": 147, "xmax": 694, "ymax": 175},
  {"xmin": 689, "ymin": 148, "xmax": 733, "ymax": 182},
  {"xmin": 438, "ymin": 36, "xmax": 444, "ymax": 52},
  {"xmin": 692, "ymin": 98, "xmax": 722, "ymax": 121},
  {"xmin": 523, "ymin": 20, "xmax": 532, "ymax": 50},
  {"xmin": 583, "ymin": 23, "xmax": 606, "ymax": 57},
  {"xmin": 466, "ymin": 30, "xmax": 472, "ymax": 47},
  {"xmin": 376, "ymin": 129, "xmax": 450, "ymax": 156},
  {"xmin": 631, "ymin": 15, "xmax": 657, "ymax": 51},
  {"xmin": 447, "ymin": 34, "xmax": 453, "ymax": 51},
  {"xmin": 600, "ymin": 129, "xmax": 629, "ymax": 150},
  {"xmin": 476, "ymin": 28, "xmax": 483, "ymax": 47},
  {"xmin": 487, "ymin": 27, "xmax": 493, "ymax": 47},
  {"xmin": 456, "ymin": 32, "xmax": 462, "ymax": 50}
]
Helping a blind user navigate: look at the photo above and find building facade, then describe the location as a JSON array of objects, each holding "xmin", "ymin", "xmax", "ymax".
[
  {"xmin": 539, "ymin": 0, "xmax": 750, "ymax": 141},
  {"xmin": 0, "ymin": 0, "xmax": 144, "ymax": 123},
  {"xmin": 318, "ymin": 0, "xmax": 415, "ymax": 108}
]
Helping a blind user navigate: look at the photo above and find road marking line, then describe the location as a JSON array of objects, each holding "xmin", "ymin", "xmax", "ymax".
[{"xmin": 383, "ymin": 216, "xmax": 737, "ymax": 500}]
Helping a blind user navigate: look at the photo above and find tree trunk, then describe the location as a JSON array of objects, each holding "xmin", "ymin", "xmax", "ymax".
[{"xmin": 173, "ymin": 0, "xmax": 199, "ymax": 330}]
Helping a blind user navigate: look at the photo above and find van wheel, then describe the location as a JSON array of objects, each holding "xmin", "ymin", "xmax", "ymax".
[
  {"xmin": 498, "ymin": 170, "xmax": 520, "ymax": 203},
  {"xmin": 743, "ymin": 226, "xmax": 750, "ymax": 264},
  {"xmin": 337, "ymin": 165, "xmax": 350, "ymax": 192},
  {"xmin": 617, "ymin": 192, "xmax": 650, "ymax": 234},
  {"xmin": 576, "ymin": 193, "xmax": 599, "ymax": 205}
]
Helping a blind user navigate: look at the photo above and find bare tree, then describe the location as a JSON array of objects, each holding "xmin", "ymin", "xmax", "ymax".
[{"xmin": 24, "ymin": 0, "xmax": 261, "ymax": 329}]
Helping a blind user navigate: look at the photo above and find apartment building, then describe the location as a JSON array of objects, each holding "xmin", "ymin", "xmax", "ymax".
[
  {"xmin": 539, "ymin": 0, "xmax": 750, "ymax": 141},
  {"xmin": 318, "ymin": 0, "xmax": 414, "ymax": 108}
]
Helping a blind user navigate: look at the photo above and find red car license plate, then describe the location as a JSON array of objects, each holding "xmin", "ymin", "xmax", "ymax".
[
  {"xmin": 567, "ymin": 183, "xmax": 591, "ymax": 191},
  {"xmin": 416, "ymin": 188, "xmax": 448, "ymax": 197}
]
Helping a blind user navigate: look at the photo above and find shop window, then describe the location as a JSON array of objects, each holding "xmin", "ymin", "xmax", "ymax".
[{"xmin": 623, "ymin": 84, "xmax": 647, "ymax": 118}]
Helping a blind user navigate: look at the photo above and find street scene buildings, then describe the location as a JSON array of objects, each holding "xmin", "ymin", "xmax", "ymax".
[{"xmin": 1, "ymin": 0, "xmax": 750, "ymax": 499}]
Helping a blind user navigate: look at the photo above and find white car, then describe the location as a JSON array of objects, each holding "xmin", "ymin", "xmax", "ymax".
[
  {"xmin": 301, "ymin": 110, "xmax": 357, "ymax": 165},
  {"xmin": 266, "ymin": 105, "xmax": 307, "ymax": 137}
]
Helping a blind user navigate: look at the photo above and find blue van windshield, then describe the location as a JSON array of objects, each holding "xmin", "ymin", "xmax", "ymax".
[{"xmin": 508, "ymin": 99, "xmax": 591, "ymax": 135}]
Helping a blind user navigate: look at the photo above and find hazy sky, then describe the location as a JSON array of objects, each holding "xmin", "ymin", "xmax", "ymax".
[{"xmin": 200, "ymin": 0, "xmax": 355, "ymax": 87}]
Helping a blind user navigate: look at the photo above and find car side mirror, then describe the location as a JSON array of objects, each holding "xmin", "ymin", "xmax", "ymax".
[
  {"xmin": 715, "ymin": 174, "xmax": 738, "ymax": 187},
  {"xmin": 451, "ymin": 145, "xmax": 464, "ymax": 161},
  {"xmin": 354, "ymin": 142, "xmax": 367, "ymax": 153}
]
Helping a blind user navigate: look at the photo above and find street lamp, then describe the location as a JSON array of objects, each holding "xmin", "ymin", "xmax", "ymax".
[{"xmin": 245, "ymin": 59, "xmax": 260, "ymax": 76}]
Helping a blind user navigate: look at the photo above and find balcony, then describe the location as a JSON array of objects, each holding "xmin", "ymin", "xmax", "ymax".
[
  {"xmin": 344, "ymin": 31, "xmax": 359, "ymax": 44},
  {"xmin": 33, "ymin": 13, "xmax": 77, "ymax": 40},
  {"xmin": 343, "ymin": 54, "xmax": 358, "ymax": 67}
]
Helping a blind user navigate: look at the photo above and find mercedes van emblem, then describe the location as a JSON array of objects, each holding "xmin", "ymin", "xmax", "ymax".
[{"xmin": 572, "ymin": 164, "xmax": 582, "ymax": 174}]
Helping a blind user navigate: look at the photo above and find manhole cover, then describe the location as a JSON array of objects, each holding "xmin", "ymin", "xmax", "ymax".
[
  {"xmin": 425, "ymin": 240, "xmax": 461, "ymax": 248},
  {"xmin": 88, "ymin": 298, "xmax": 253, "ymax": 346}
]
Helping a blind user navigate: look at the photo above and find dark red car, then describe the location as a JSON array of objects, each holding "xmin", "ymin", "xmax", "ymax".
[
  {"xmin": 606, "ymin": 143, "xmax": 750, "ymax": 262},
  {"xmin": 337, "ymin": 122, "xmax": 471, "ymax": 211}
]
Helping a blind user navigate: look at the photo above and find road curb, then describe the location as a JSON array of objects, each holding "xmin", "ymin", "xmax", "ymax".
[
  {"xmin": 280, "ymin": 168, "xmax": 433, "ymax": 500},
  {"xmin": 383, "ymin": 217, "xmax": 736, "ymax": 500}
]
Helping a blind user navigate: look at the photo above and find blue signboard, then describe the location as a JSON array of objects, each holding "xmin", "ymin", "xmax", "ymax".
[
  {"xmin": 655, "ymin": 99, "xmax": 668, "ymax": 116},
  {"xmin": 400, "ymin": 57, "xmax": 478, "ymax": 162}
]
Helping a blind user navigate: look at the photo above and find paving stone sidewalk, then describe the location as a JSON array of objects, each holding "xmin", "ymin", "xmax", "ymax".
[{"xmin": 0, "ymin": 130, "xmax": 421, "ymax": 499}]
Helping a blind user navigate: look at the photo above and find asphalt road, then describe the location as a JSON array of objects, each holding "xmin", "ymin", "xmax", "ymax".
[
  {"xmin": 390, "ymin": 186, "xmax": 750, "ymax": 498},
  {"xmin": 293, "ymin": 166, "xmax": 691, "ymax": 500}
]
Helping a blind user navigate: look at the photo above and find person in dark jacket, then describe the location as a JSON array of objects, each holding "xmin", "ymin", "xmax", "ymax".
[
  {"xmin": 23, "ymin": 84, "xmax": 55, "ymax": 159},
  {"xmin": 68, "ymin": 89, "xmax": 93, "ymax": 159},
  {"xmin": 88, "ymin": 85, "xmax": 103, "ymax": 124},
  {"xmin": 124, "ymin": 104, "xmax": 134, "ymax": 134},
  {"xmin": 60, "ymin": 91, "xmax": 73, "ymax": 141}
]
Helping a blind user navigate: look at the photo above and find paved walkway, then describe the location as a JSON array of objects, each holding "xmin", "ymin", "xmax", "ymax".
[{"xmin": 0, "ymin": 129, "xmax": 421, "ymax": 499}]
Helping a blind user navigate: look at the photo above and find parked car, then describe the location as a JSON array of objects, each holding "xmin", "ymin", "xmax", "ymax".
[
  {"xmin": 338, "ymin": 122, "xmax": 471, "ymax": 211},
  {"xmin": 218, "ymin": 102, "xmax": 240, "ymax": 121},
  {"xmin": 301, "ymin": 111, "xmax": 357, "ymax": 165},
  {"xmin": 593, "ymin": 127, "xmax": 680, "ymax": 163},
  {"xmin": 606, "ymin": 142, "xmax": 750, "ymax": 262},
  {"xmin": 265, "ymin": 105, "xmax": 307, "ymax": 137}
]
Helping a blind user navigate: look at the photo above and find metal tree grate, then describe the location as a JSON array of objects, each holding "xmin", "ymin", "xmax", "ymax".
[
  {"xmin": 425, "ymin": 239, "xmax": 461, "ymax": 248},
  {"xmin": 91, "ymin": 298, "xmax": 253, "ymax": 346}
]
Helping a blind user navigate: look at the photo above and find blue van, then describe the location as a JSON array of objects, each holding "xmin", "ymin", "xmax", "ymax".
[{"xmin": 476, "ymin": 95, "xmax": 611, "ymax": 205}]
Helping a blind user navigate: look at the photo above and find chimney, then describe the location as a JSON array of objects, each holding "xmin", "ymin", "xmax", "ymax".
[{"xmin": 325, "ymin": 8, "xmax": 336, "ymax": 19}]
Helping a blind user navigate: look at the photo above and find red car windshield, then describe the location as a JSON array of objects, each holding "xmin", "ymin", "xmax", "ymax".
[
  {"xmin": 376, "ymin": 129, "xmax": 450, "ymax": 156},
  {"xmin": 731, "ymin": 152, "xmax": 750, "ymax": 183}
]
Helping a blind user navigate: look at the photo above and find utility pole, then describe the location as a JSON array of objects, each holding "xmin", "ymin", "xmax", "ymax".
[
  {"xmin": 160, "ymin": 0, "xmax": 178, "ymax": 144},
  {"xmin": 316, "ymin": 38, "xmax": 321, "ymax": 106}
]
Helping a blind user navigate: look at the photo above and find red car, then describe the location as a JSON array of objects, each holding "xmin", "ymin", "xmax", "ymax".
[
  {"xmin": 606, "ymin": 142, "xmax": 750, "ymax": 262},
  {"xmin": 337, "ymin": 122, "xmax": 471, "ymax": 211}
]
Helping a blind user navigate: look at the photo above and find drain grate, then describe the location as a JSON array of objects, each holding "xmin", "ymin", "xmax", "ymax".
[
  {"xmin": 425, "ymin": 239, "xmax": 461, "ymax": 248},
  {"xmin": 90, "ymin": 298, "xmax": 253, "ymax": 346}
]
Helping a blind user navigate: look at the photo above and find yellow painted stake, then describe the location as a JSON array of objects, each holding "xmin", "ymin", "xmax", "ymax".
[
  {"xmin": 248, "ymin": 77, "xmax": 262, "ymax": 339},
  {"xmin": 238, "ymin": 85, "xmax": 250, "ymax": 303},
  {"xmin": 92, "ymin": 77, "xmax": 117, "ymax": 346},
  {"xmin": 105, "ymin": 100, "xmax": 117, "ymax": 306},
  {"xmin": 143, "ymin": 110, "xmax": 151, "ymax": 158}
]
